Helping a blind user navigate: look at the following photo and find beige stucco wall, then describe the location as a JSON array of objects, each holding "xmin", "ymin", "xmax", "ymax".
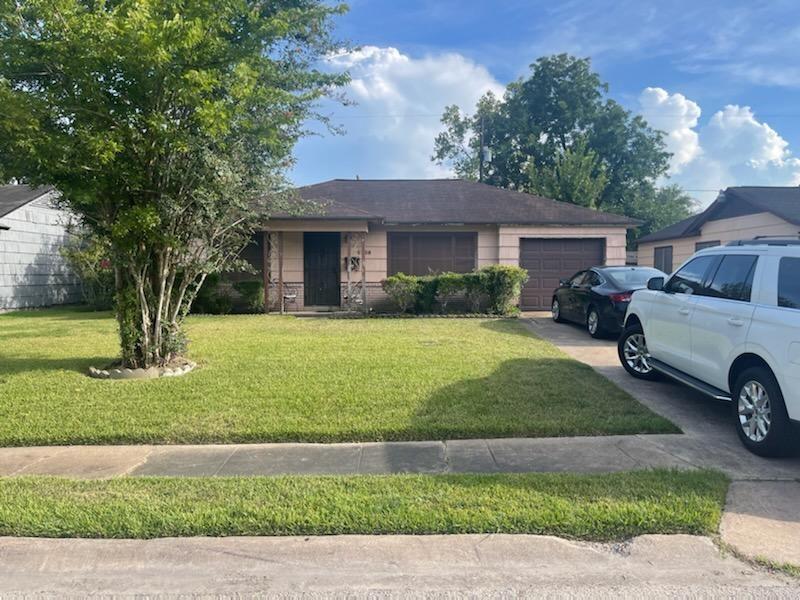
[
  {"xmin": 259, "ymin": 222, "xmax": 628, "ymax": 310},
  {"xmin": 638, "ymin": 212, "xmax": 799, "ymax": 270},
  {"xmin": 497, "ymin": 225, "xmax": 628, "ymax": 266}
]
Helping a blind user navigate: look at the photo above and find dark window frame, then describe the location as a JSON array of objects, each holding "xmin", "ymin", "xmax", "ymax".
[
  {"xmin": 387, "ymin": 231, "xmax": 478, "ymax": 276},
  {"xmin": 695, "ymin": 240, "xmax": 721, "ymax": 251},
  {"xmin": 778, "ymin": 257, "xmax": 800, "ymax": 310},
  {"xmin": 664, "ymin": 255, "xmax": 717, "ymax": 296},
  {"xmin": 654, "ymin": 246, "xmax": 673, "ymax": 274},
  {"xmin": 703, "ymin": 254, "xmax": 758, "ymax": 302}
]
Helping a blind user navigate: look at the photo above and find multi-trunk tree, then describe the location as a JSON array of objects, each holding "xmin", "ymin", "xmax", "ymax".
[{"xmin": 0, "ymin": 0, "xmax": 348, "ymax": 368}]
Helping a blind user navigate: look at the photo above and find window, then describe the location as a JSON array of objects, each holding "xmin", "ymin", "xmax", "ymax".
[
  {"xmin": 665, "ymin": 255, "xmax": 716, "ymax": 295},
  {"xmin": 705, "ymin": 255, "xmax": 758, "ymax": 302},
  {"xmin": 696, "ymin": 240, "xmax": 721, "ymax": 251},
  {"xmin": 585, "ymin": 271, "xmax": 603, "ymax": 286},
  {"xmin": 778, "ymin": 257, "xmax": 800, "ymax": 309},
  {"xmin": 654, "ymin": 246, "xmax": 673, "ymax": 273},
  {"xmin": 388, "ymin": 232, "xmax": 477, "ymax": 276}
]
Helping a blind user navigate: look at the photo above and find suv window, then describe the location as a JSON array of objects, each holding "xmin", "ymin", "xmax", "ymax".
[
  {"xmin": 705, "ymin": 255, "xmax": 758, "ymax": 302},
  {"xmin": 778, "ymin": 257, "xmax": 800, "ymax": 309},
  {"xmin": 665, "ymin": 256, "xmax": 716, "ymax": 295}
]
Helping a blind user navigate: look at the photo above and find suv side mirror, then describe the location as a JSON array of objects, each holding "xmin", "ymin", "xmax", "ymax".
[
  {"xmin": 647, "ymin": 277, "xmax": 664, "ymax": 291},
  {"xmin": 559, "ymin": 279, "xmax": 568, "ymax": 286}
]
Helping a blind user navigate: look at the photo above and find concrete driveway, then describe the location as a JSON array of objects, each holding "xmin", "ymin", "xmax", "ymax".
[
  {"xmin": 524, "ymin": 312, "xmax": 800, "ymax": 478},
  {"xmin": 526, "ymin": 312, "xmax": 800, "ymax": 569}
]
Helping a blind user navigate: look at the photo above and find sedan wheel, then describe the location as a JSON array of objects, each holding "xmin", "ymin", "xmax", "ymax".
[
  {"xmin": 552, "ymin": 299, "xmax": 564, "ymax": 323},
  {"xmin": 587, "ymin": 309, "xmax": 601, "ymax": 338}
]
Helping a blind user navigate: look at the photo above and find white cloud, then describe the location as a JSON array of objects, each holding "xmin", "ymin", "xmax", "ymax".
[
  {"xmin": 297, "ymin": 46, "xmax": 504, "ymax": 180},
  {"xmin": 638, "ymin": 87, "xmax": 701, "ymax": 172},
  {"xmin": 638, "ymin": 88, "xmax": 800, "ymax": 206}
]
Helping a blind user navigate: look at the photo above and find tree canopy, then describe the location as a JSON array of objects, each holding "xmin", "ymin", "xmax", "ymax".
[
  {"xmin": 432, "ymin": 54, "xmax": 693, "ymax": 239},
  {"xmin": 0, "ymin": 0, "xmax": 348, "ymax": 367}
]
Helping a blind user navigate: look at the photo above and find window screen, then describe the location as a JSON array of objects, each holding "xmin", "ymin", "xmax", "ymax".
[
  {"xmin": 778, "ymin": 257, "xmax": 800, "ymax": 310},
  {"xmin": 388, "ymin": 232, "xmax": 477, "ymax": 276},
  {"xmin": 654, "ymin": 246, "xmax": 673, "ymax": 273},
  {"xmin": 695, "ymin": 240, "xmax": 721, "ymax": 251}
]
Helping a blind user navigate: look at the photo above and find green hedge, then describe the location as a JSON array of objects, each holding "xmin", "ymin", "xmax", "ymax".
[{"xmin": 381, "ymin": 265, "xmax": 528, "ymax": 315}]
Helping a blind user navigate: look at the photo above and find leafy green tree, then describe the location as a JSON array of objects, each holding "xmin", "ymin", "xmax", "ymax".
[
  {"xmin": 0, "ymin": 0, "xmax": 347, "ymax": 368},
  {"xmin": 627, "ymin": 184, "xmax": 697, "ymax": 244},
  {"xmin": 432, "ymin": 54, "xmax": 672, "ymax": 213},
  {"xmin": 526, "ymin": 139, "xmax": 608, "ymax": 208}
]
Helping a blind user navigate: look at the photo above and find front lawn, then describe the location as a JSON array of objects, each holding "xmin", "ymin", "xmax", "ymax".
[
  {"xmin": 0, "ymin": 309, "xmax": 677, "ymax": 445},
  {"xmin": 0, "ymin": 470, "xmax": 727, "ymax": 540}
]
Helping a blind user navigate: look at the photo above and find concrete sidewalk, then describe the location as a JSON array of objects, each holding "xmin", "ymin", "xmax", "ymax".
[
  {"xmin": 3, "ymin": 432, "xmax": 800, "ymax": 480},
  {"xmin": 1, "ymin": 534, "xmax": 794, "ymax": 597}
]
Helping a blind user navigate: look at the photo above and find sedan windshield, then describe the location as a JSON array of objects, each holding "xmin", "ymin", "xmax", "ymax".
[{"xmin": 604, "ymin": 268, "xmax": 664, "ymax": 289}]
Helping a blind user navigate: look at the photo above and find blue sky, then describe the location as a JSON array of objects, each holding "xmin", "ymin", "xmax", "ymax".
[{"xmin": 292, "ymin": 0, "xmax": 800, "ymax": 207}]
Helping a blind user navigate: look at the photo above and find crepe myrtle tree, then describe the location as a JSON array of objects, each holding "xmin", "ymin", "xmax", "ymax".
[{"xmin": 0, "ymin": 0, "xmax": 348, "ymax": 368}]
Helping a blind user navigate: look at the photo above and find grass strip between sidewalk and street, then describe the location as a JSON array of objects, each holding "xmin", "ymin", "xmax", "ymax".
[{"xmin": 0, "ymin": 470, "xmax": 728, "ymax": 540}]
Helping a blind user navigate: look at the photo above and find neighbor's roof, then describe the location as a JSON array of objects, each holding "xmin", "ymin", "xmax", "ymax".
[
  {"xmin": 0, "ymin": 185, "xmax": 54, "ymax": 219},
  {"xmin": 638, "ymin": 186, "xmax": 800, "ymax": 245},
  {"xmin": 274, "ymin": 179, "xmax": 638, "ymax": 227}
]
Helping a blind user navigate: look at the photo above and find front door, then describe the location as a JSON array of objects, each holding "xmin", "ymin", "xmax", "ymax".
[{"xmin": 304, "ymin": 232, "xmax": 340, "ymax": 307}]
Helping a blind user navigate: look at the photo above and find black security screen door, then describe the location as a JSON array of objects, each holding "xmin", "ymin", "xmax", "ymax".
[{"xmin": 304, "ymin": 232, "xmax": 341, "ymax": 306}]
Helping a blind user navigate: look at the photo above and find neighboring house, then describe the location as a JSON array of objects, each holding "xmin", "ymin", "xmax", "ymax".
[
  {"xmin": 247, "ymin": 179, "xmax": 637, "ymax": 311},
  {"xmin": 638, "ymin": 186, "xmax": 800, "ymax": 273},
  {"xmin": 0, "ymin": 185, "xmax": 80, "ymax": 310}
]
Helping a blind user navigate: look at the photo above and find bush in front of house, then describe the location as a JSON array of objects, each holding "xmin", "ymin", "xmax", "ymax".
[
  {"xmin": 381, "ymin": 265, "xmax": 528, "ymax": 315},
  {"xmin": 481, "ymin": 264, "xmax": 530, "ymax": 315},
  {"xmin": 382, "ymin": 272, "xmax": 421, "ymax": 313},
  {"xmin": 233, "ymin": 280, "xmax": 265, "ymax": 313}
]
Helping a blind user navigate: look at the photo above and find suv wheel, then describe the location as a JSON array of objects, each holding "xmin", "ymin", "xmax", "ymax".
[
  {"xmin": 587, "ymin": 307, "xmax": 603, "ymax": 338},
  {"xmin": 552, "ymin": 298, "xmax": 564, "ymax": 323},
  {"xmin": 732, "ymin": 366, "xmax": 795, "ymax": 457},
  {"xmin": 618, "ymin": 323, "xmax": 659, "ymax": 380}
]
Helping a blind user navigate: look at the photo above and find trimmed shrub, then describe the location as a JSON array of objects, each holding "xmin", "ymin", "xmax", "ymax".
[
  {"xmin": 233, "ymin": 280, "xmax": 265, "ymax": 313},
  {"xmin": 415, "ymin": 275, "xmax": 440, "ymax": 313},
  {"xmin": 480, "ymin": 264, "xmax": 529, "ymax": 315},
  {"xmin": 193, "ymin": 274, "xmax": 233, "ymax": 314},
  {"xmin": 435, "ymin": 272, "xmax": 465, "ymax": 313},
  {"xmin": 382, "ymin": 273, "xmax": 421, "ymax": 313},
  {"xmin": 462, "ymin": 271, "xmax": 487, "ymax": 313}
]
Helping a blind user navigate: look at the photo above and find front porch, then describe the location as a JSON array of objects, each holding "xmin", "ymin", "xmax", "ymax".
[{"xmin": 256, "ymin": 220, "xmax": 374, "ymax": 314}]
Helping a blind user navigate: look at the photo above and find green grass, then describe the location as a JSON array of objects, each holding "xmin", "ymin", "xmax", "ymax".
[
  {"xmin": 0, "ymin": 308, "xmax": 677, "ymax": 445},
  {"xmin": 0, "ymin": 470, "xmax": 727, "ymax": 540}
]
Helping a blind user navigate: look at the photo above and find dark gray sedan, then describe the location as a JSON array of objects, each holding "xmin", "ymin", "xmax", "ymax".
[{"xmin": 551, "ymin": 266, "xmax": 666, "ymax": 338}]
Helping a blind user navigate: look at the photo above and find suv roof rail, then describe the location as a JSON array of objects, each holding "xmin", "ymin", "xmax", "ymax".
[{"xmin": 726, "ymin": 237, "xmax": 800, "ymax": 247}]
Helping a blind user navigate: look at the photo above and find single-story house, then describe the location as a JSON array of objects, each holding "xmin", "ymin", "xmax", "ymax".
[
  {"xmin": 245, "ymin": 179, "xmax": 637, "ymax": 312},
  {"xmin": 0, "ymin": 185, "xmax": 80, "ymax": 310},
  {"xmin": 638, "ymin": 186, "xmax": 800, "ymax": 273}
]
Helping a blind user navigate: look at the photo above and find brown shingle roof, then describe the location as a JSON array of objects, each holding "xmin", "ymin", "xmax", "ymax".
[
  {"xmin": 280, "ymin": 179, "xmax": 638, "ymax": 226},
  {"xmin": 638, "ymin": 186, "xmax": 800, "ymax": 244}
]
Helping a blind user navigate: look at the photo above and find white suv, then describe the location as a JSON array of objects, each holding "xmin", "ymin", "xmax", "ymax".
[{"xmin": 618, "ymin": 239, "xmax": 800, "ymax": 456}]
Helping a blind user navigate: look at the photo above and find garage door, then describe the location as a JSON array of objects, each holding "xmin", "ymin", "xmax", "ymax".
[{"xmin": 519, "ymin": 238, "xmax": 605, "ymax": 310}]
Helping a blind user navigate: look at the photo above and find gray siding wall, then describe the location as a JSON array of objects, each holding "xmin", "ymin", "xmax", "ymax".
[{"xmin": 0, "ymin": 194, "xmax": 81, "ymax": 310}]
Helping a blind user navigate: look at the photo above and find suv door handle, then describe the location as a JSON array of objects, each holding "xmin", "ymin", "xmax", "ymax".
[
  {"xmin": 728, "ymin": 317, "xmax": 745, "ymax": 327},
  {"xmin": 678, "ymin": 308, "xmax": 690, "ymax": 316}
]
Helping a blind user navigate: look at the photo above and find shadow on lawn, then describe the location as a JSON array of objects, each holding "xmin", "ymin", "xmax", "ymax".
[
  {"xmin": 0, "ymin": 355, "xmax": 113, "ymax": 376},
  {"xmin": 479, "ymin": 318, "xmax": 538, "ymax": 339},
  {"xmin": 407, "ymin": 357, "xmax": 674, "ymax": 440}
]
